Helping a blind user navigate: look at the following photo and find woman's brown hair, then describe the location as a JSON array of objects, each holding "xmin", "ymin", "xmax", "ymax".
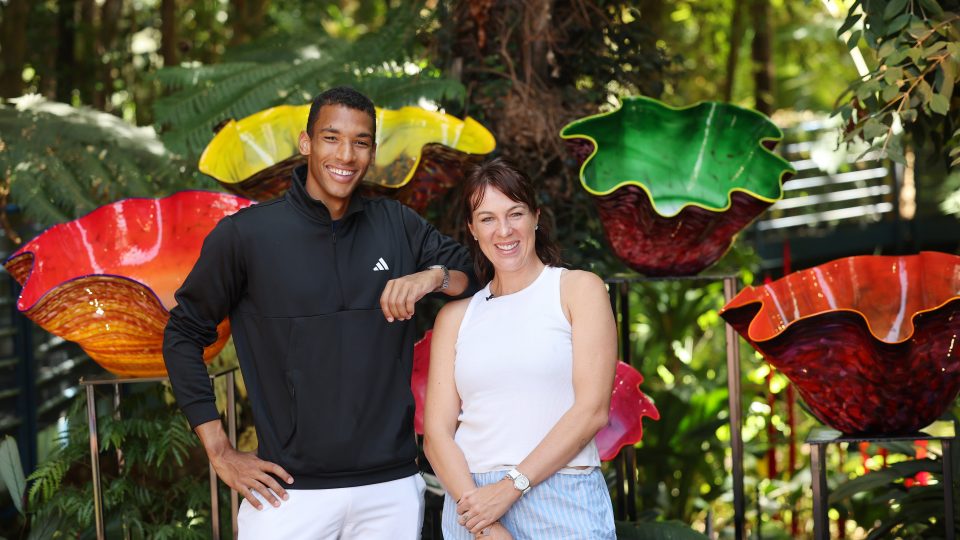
[{"xmin": 460, "ymin": 157, "xmax": 563, "ymax": 284}]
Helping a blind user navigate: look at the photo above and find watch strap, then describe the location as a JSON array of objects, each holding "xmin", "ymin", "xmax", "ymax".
[{"xmin": 428, "ymin": 264, "xmax": 450, "ymax": 291}]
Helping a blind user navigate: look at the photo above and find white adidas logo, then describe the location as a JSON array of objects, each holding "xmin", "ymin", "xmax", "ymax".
[{"xmin": 372, "ymin": 257, "xmax": 390, "ymax": 271}]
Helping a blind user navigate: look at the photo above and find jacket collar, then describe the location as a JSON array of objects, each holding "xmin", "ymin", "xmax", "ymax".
[{"xmin": 287, "ymin": 164, "xmax": 365, "ymax": 224}]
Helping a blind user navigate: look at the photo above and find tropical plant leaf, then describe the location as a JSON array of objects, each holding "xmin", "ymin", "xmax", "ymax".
[
  {"xmin": 0, "ymin": 96, "xmax": 203, "ymax": 228},
  {"xmin": 829, "ymin": 459, "xmax": 940, "ymax": 503},
  {"xmin": 0, "ymin": 436, "xmax": 26, "ymax": 515}
]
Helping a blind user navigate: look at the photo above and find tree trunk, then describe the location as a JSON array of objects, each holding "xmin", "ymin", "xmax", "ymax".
[
  {"xmin": 230, "ymin": 0, "xmax": 270, "ymax": 45},
  {"xmin": 77, "ymin": 0, "xmax": 97, "ymax": 103},
  {"xmin": 93, "ymin": 0, "xmax": 123, "ymax": 110},
  {"xmin": 723, "ymin": 0, "xmax": 744, "ymax": 102},
  {"xmin": 55, "ymin": 0, "xmax": 77, "ymax": 103},
  {"xmin": 0, "ymin": 0, "xmax": 31, "ymax": 98},
  {"xmin": 751, "ymin": 0, "xmax": 774, "ymax": 115},
  {"xmin": 523, "ymin": 0, "xmax": 553, "ymax": 84},
  {"xmin": 160, "ymin": 0, "xmax": 178, "ymax": 67}
]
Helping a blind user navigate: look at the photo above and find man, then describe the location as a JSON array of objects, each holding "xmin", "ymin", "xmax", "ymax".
[{"xmin": 163, "ymin": 87, "xmax": 475, "ymax": 539}]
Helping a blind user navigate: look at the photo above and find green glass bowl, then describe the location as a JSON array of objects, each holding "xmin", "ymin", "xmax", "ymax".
[{"xmin": 561, "ymin": 97, "xmax": 794, "ymax": 275}]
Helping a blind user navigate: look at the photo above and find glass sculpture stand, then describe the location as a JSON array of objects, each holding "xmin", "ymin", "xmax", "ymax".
[
  {"xmin": 80, "ymin": 366, "xmax": 239, "ymax": 540},
  {"xmin": 605, "ymin": 274, "xmax": 744, "ymax": 540},
  {"xmin": 806, "ymin": 420, "xmax": 956, "ymax": 540}
]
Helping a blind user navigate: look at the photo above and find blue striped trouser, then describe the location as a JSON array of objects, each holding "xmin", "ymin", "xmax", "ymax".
[{"xmin": 441, "ymin": 469, "xmax": 615, "ymax": 540}]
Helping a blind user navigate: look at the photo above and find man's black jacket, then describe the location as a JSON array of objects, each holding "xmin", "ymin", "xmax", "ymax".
[{"xmin": 163, "ymin": 165, "xmax": 475, "ymax": 489}]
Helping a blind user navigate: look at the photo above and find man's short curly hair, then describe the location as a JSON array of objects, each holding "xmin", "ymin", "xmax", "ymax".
[{"xmin": 306, "ymin": 86, "xmax": 376, "ymax": 136}]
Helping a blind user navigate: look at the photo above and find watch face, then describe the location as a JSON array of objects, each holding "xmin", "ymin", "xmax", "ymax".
[{"xmin": 514, "ymin": 475, "xmax": 530, "ymax": 491}]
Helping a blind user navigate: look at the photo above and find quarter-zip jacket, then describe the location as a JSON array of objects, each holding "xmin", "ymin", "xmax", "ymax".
[{"xmin": 163, "ymin": 165, "xmax": 475, "ymax": 489}]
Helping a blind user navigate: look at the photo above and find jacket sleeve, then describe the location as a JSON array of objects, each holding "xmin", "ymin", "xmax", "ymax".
[
  {"xmin": 399, "ymin": 204, "xmax": 480, "ymax": 296},
  {"xmin": 163, "ymin": 216, "xmax": 246, "ymax": 429}
]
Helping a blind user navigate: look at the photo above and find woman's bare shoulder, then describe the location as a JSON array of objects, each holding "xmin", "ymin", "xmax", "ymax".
[
  {"xmin": 434, "ymin": 297, "xmax": 472, "ymax": 332},
  {"xmin": 559, "ymin": 268, "xmax": 607, "ymax": 295}
]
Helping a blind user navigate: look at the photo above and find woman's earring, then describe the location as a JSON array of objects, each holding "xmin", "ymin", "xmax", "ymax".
[
  {"xmin": 473, "ymin": 236, "xmax": 477, "ymax": 241},
  {"xmin": 535, "ymin": 224, "xmax": 540, "ymax": 231}
]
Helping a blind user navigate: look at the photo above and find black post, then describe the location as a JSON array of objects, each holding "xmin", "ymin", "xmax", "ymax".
[
  {"xmin": 810, "ymin": 443, "xmax": 828, "ymax": 540},
  {"xmin": 944, "ymin": 438, "xmax": 955, "ymax": 540},
  {"xmin": 12, "ymin": 276, "xmax": 37, "ymax": 474}
]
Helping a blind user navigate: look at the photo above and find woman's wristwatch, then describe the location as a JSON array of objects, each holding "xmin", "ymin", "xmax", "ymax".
[{"xmin": 505, "ymin": 468, "xmax": 531, "ymax": 495}]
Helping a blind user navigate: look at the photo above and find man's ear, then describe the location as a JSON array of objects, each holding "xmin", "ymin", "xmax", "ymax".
[{"xmin": 298, "ymin": 131, "xmax": 311, "ymax": 156}]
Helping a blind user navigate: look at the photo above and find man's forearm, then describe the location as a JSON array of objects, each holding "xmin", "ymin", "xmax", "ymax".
[
  {"xmin": 194, "ymin": 419, "xmax": 231, "ymax": 461},
  {"xmin": 443, "ymin": 270, "xmax": 470, "ymax": 296}
]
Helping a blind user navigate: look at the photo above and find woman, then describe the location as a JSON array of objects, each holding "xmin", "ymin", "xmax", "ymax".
[{"xmin": 423, "ymin": 158, "xmax": 618, "ymax": 539}]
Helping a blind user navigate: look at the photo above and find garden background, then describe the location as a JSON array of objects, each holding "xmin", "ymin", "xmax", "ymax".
[{"xmin": 2, "ymin": 0, "xmax": 960, "ymax": 538}]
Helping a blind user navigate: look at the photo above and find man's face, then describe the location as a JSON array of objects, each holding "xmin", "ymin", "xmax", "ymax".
[{"xmin": 298, "ymin": 104, "xmax": 376, "ymax": 215}]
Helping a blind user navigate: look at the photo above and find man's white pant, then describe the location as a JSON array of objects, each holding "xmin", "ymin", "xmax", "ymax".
[{"xmin": 238, "ymin": 473, "xmax": 426, "ymax": 539}]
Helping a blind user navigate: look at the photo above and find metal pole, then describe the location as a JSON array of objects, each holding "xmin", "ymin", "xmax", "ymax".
[
  {"xmin": 85, "ymin": 384, "xmax": 105, "ymax": 540},
  {"xmin": 227, "ymin": 370, "xmax": 239, "ymax": 538},
  {"xmin": 618, "ymin": 282, "xmax": 631, "ymax": 367},
  {"xmin": 112, "ymin": 383, "xmax": 130, "ymax": 540},
  {"xmin": 811, "ymin": 443, "xmax": 829, "ymax": 540},
  {"xmin": 944, "ymin": 438, "xmax": 955, "ymax": 540},
  {"xmin": 210, "ymin": 459, "xmax": 220, "ymax": 539},
  {"xmin": 113, "ymin": 384, "xmax": 125, "ymax": 471},
  {"xmin": 626, "ymin": 445, "xmax": 637, "ymax": 521},
  {"xmin": 723, "ymin": 276, "xmax": 746, "ymax": 540},
  {"xmin": 613, "ymin": 450, "xmax": 627, "ymax": 519}
]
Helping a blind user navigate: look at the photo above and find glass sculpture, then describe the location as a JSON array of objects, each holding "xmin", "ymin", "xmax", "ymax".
[
  {"xmin": 4, "ymin": 192, "xmax": 255, "ymax": 377},
  {"xmin": 199, "ymin": 104, "xmax": 496, "ymax": 212},
  {"xmin": 561, "ymin": 97, "xmax": 794, "ymax": 276},
  {"xmin": 720, "ymin": 252, "xmax": 960, "ymax": 434}
]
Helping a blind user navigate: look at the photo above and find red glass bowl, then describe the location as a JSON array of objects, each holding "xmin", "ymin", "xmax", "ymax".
[
  {"xmin": 561, "ymin": 97, "xmax": 794, "ymax": 276},
  {"xmin": 4, "ymin": 192, "xmax": 255, "ymax": 377},
  {"xmin": 412, "ymin": 331, "xmax": 659, "ymax": 459},
  {"xmin": 720, "ymin": 252, "xmax": 960, "ymax": 435}
]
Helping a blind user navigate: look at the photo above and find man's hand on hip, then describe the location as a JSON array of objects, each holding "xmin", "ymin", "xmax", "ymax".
[
  {"xmin": 195, "ymin": 420, "xmax": 293, "ymax": 510},
  {"xmin": 380, "ymin": 268, "xmax": 444, "ymax": 322},
  {"xmin": 210, "ymin": 446, "xmax": 293, "ymax": 510}
]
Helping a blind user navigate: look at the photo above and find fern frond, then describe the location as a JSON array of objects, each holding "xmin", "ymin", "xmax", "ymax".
[
  {"xmin": 153, "ymin": 1, "xmax": 458, "ymax": 160},
  {"xmin": 0, "ymin": 97, "xmax": 191, "ymax": 227},
  {"xmin": 154, "ymin": 62, "xmax": 261, "ymax": 90},
  {"xmin": 353, "ymin": 74, "xmax": 466, "ymax": 108}
]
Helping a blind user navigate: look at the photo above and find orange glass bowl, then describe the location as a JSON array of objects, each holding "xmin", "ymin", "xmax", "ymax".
[
  {"xmin": 4, "ymin": 192, "xmax": 255, "ymax": 377},
  {"xmin": 560, "ymin": 97, "xmax": 794, "ymax": 276},
  {"xmin": 199, "ymin": 104, "xmax": 496, "ymax": 213},
  {"xmin": 411, "ymin": 331, "xmax": 660, "ymax": 459},
  {"xmin": 720, "ymin": 252, "xmax": 960, "ymax": 435}
]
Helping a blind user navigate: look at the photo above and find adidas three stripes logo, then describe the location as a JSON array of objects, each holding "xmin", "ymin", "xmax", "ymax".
[{"xmin": 372, "ymin": 257, "xmax": 390, "ymax": 271}]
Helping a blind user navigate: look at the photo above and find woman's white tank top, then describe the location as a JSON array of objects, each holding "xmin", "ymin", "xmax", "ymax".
[{"xmin": 453, "ymin": 265, "xmax": 601, "ymax": 473}]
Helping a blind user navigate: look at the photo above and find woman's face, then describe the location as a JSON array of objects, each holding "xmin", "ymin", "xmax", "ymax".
[{"xmin": 468, "ymin": 184, "xmax": 540, "ymax": 274}]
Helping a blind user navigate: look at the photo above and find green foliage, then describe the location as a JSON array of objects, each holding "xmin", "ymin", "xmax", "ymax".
[
  {"xmin": 651, "ymin": 1, "xmax": 856, "ymax": 111},
  {"xmin": 835, "ymin": 0, "xmax": 960, "ymax": 165},
  {"xmin": 23, "ymin": 385, "xmax": 217, "ymax": 537},
  {"xmin": 615, "ymin": 519, "xmax": 709, "ymax": 539},
  {"xmin": 825, "ymin": 415, "xmax": 960, "ymax": 538},
  {"xmin": 153, "ymin": 3, "xmax": 466, "ymax": 160},
  {"xmin": 0, "ymin": 437, "xmax": 25, "ymax": 515},
  {"xmin": 0, "ymin": 96, "xmax": 206, "ymax": 227}
]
